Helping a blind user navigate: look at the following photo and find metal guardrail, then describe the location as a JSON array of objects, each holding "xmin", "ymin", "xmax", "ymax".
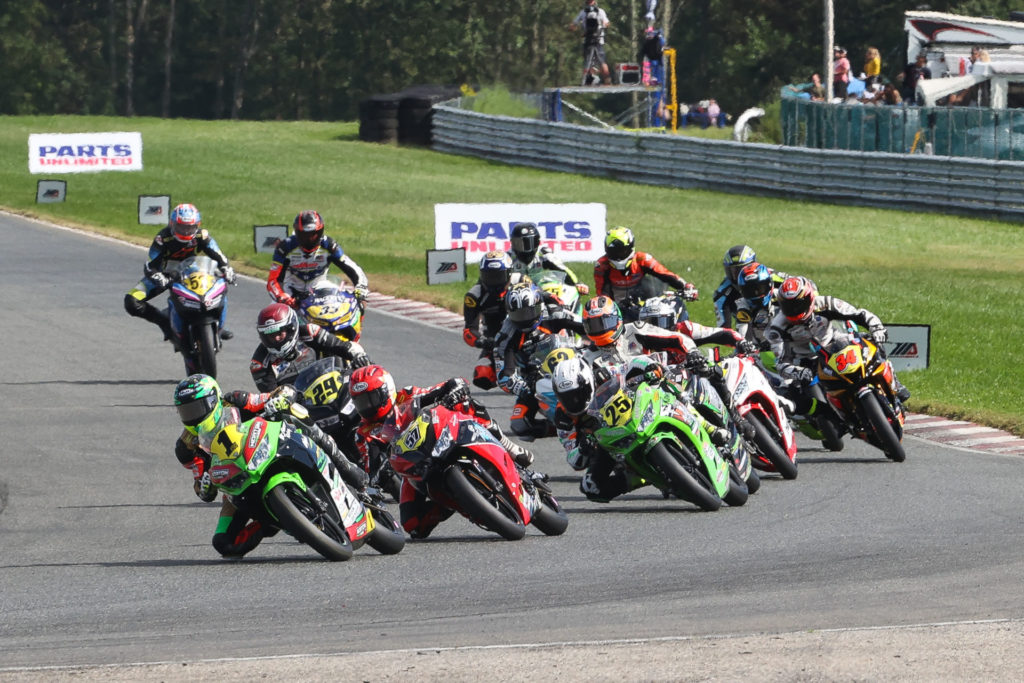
[{"xmin": 432, "ymin": 105, "xmax": 1024, "ymax": 221}]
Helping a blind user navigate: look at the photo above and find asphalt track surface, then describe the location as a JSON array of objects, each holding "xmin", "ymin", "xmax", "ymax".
[{"xmin": 1, "ymin": 212, "xmax": 1023, "ymax": 679}]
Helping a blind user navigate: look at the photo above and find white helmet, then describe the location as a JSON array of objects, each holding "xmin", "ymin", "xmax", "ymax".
[{"xmin": 552, "ymin": 357, "xmax": 595, "ymax": 416}]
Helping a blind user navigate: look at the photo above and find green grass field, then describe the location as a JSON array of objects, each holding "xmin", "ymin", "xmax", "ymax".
[{"xmin": 3, "ymin": 115, "xmax": 1021, "ymax": 435}]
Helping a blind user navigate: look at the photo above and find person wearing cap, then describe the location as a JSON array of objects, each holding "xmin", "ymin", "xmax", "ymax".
[{"xmin": 833, "ymin": 46, "xmax": 851, "ymax": 99}]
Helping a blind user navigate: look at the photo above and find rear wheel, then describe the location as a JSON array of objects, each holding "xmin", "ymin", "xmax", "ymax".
[
  {"xmin": 859, "ymin": 392, "xmax": 906, "ymax": 462},
  {"xmin": 194, "ymin": 322, "xmax": 218, "ymax": 379},
  {"xmin": 647, "ymin": 441, "xmax": 722, "ymax": 512},
  {"xmin": 445, "ymin": 465, "xmax": 526, "ymax": 540},
  {"xmin": 266, "ymin": 483, "xmax": 353, "ymax": 561},
  {"xmin": 748, "ymin": 413, "xmax": 798, "ymax": 480}
]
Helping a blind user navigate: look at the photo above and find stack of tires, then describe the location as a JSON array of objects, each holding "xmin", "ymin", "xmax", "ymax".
[
  {"xmin": 359, "ymin": 85, "xmax": 462, "ymax": 146},
  {"xmin": 358, "ymin": 94, "xmax": 401, "ymax": 144}
]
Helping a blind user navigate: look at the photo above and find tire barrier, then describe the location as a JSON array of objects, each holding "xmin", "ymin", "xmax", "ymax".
[{"xmin": 359, "ymin": 85, "xmax": 461, "ymax": 145}]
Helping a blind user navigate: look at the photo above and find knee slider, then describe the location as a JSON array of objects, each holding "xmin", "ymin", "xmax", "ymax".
[{"xmin": 124, "ymin": 293, "xmax": 147, "ymax": 317}]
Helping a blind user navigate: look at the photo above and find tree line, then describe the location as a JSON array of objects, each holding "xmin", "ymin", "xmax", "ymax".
[{"xmin": 0, "ymin": 0, "xmax": 1009, "ymax": 121}]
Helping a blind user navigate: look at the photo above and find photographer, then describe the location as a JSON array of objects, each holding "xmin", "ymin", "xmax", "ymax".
[{"xmin": 570, "ymin": 0, "xmax": 611, "ymax": 86}]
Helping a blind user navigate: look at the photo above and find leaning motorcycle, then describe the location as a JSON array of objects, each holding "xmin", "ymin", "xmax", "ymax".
[
  {"xmin": 167, "ymin": 255, "xmax": 230, "ymax": 378},
  {"xmin": 719, "ymin": 350, "xmax": 799, "ymax": 480},
  {"xmin": 390, "ymin": 403, "xmax": 568, "ymax": 540},
  {"xmin": 298, "ymin": 277, "xmax": 364, "ymax": 342},
  {"xmin": 591, "ymin": 365, "xmax": 746, "ymax": 511},
  {"xmin": 290, "ymin": 357, "xmax": 402, "ymax": 500},
  {"xmin": 527, "ymin": 267, "xmax": 582, "ymax": 318},
  {"xmin": 813, "ymin": 332, "xmax": 907, "ymax": 462},
  {"xmin": 206, "ymin": 403, "xmax": 405, "ymax": 561}
]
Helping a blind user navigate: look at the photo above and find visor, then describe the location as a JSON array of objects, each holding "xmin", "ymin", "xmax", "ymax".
[
  {"xmin": 778, "ymin": 296, "xmax": 811, "ymax": 320},
  {"xmin": 641, "ymin": 313, "xmax": 675, "ymax": 330},
  {"xmin": 740, "ymin": 278, "xmax": 771, "ymax": 301},
  {"xmin": 480, "ymin": 268, "xmax": 508, "ymax": 289},
  {"xmin": 583, "ymin": 314, "xmax": 618, "ymax": 337},
  {"xmin": 172, "ymin": 223, "xmax": 200, "ymax": 241},
  {"xmin": 508, "ymin": 302, "xmax": 542, "ymax": 328},
  {"xmin": 724, "ymin": 263, "xmax": 747, "ymax": 283},
  {"xmin": 511, "ymin": 233, "xmax": 539, "ymax": 256},
  {"xmin": 297, "ymin": 229, "xmax": 323, "ymax": 249},
  {"xmin": 352, "ymin": 387, "xmax": 388, "ymax": 419},
  {"xmin": 177, "ymin": 394, "xmax": 218, "ymax": 427},
  {"xmin": 605, "ymin": 244, "xmax": 633, "ymax": 262},
  {"xmin": 559, "ymin": 386, "xmax": 592, "ymax": 415}
]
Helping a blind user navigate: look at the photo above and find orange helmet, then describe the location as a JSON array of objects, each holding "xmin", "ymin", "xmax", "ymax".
[
  {"xmin": 582, "ymin": 296, "xmax": 623, "ymax": 347},
  {"xmin": 777, "ymin": 276, "xmax": 817, "ymax": 323}
]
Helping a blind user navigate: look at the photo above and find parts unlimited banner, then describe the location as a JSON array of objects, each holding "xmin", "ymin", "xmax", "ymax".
[
  {"xmin": 28, "ymin": 132, "xmax": 143, "ymax": 174},
  {"xmin": 434, "ymin": 203, "xmax": 606, "ymax": 264}
]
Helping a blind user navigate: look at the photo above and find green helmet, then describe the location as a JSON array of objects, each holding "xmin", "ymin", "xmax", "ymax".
[{"xmin": 173, "ymin": 374, "xmax": 223, "ymax": 435}]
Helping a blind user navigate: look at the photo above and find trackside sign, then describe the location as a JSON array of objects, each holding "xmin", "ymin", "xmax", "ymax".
[
  {"xmin": 28, "ymin": 132, "xmax": 143, "ymax": 174},
  {"xmin": 881, "ymin": 324, "xmax": 930, "ymax": 372},
  {"xmin": 434, "ymin": 203, "xmax": 606, "ymax": 264}
]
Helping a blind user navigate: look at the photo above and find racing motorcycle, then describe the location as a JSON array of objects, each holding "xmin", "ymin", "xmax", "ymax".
[
  {"xmin": 527, "ymin": 267, "xmax": 583, "ymax": 318},
  {"xmin": 531, "ymin": 333, "xmax": 584, "ymax": 427},
  {"xmin": 290, "ymin": 357, "xmax": 402, "ymax": 500},
  {"xmin": 591, "ymin": 364, "xmax": 747, "ymax": 511},
  {"xmin": 719, "ymin": 349, "xmax": 798, "ymax": 479},
  {"xmin": 390, "ymin": 402, "xmax": 568, "ymax": 540},
  {"xmin": 206, "ymin": 402, "xmax": 405, "ymax": 561},
  {"xmin": 167, "ymin": 255, "xmax": 230, "ymax": 378},
  {"xmin": 298, "ymin": 278, "xmax": 363, "ymax": 342},
  {"xmin": 812, "ymin": 332, "xmax": 907, "ymax": 462}
]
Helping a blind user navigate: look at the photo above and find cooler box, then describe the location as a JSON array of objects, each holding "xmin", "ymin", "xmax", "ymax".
[{"xmin": 617, "ymin": 63, "xmax": 641, "ymax": 85}]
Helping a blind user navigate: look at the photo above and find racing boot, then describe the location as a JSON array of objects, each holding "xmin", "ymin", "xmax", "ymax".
[
  {"xmin": 220, "ymin": 328, "xmax": 234, "ymax": 341},
  {"xmin": 125, "ymin": 294, "xmax": 176, "ymax": 344},
  {"xmin": 472, "ymin": 361, "xmax": 497, "ymax": 390},
  {"xmin": 894, "ymin": 380, "xmax": 911, "ymax": 403},
  {"xmin": 488, "ymin": 422, "xmax": 535, "ymax": 467}
]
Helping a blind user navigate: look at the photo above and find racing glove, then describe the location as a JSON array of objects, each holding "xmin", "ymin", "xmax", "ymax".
[
  {"xmin": 870, "ymin": 327, "xmax": 888, "ymax": 344},
  {"xmin": 791, "ymin": 366, "xmax": 814, "ymax": 383},
  {"xmin": 264, "ymin": 385, "xmax": 297, "ymax": 415},
  {"xmin": 736, "ymin": 340, "xmax": 760, "ymax": 356},
  {"xmin": 350, "ymin": 353, "xmax": 371, "ymax": 369},
  {"xmin": 149, "ymin": 271, "xmax": 171, "ymax": 289},
  {"xmin": 353, "ymin": 285, "xmax": 370, "ymax": 302},
  {"xmin": 507, "ymin": 374, "xmax": 532, "ymax": 399},
  {"xmin": 680, "ymin": 283, "xmax": 699, "ymax": 301},
  {"xmin": 684, "ymin": 350, "xmax": 709, "ymax": 373},
  {"xmin": 195, "ymin": 471, "xmax": 217, "ymax": 502},
  {"xmin": 576, "ymin": 283, "xmax": 590, "ymax": 295},
  {"xmin": 222, "ymin": 266, "xmax": 237, "ymax": 284},
  {"xmin": 442, "ymin": 377, "xmax": 471, "ymax": 408}
]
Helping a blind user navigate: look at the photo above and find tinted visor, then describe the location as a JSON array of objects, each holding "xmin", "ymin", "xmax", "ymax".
[
  {"xmin": 559, "ymin": 385, "xmax": 592, "ymax": 415},
  {"xmin": 583, "ymin": 313, "xmax": 618, "ymax": 337},
  {"xmin": 740, "ymin": 277, "xmax": 771, "ymax": 301},
  {"xmin": 511, "ymin": 233, "xmax": 539, "ymax": 257},
  {"xmin": 172, "ymin": 223, "xmax": 200, "ymax": 241},
  {"xmin": 605, "ymin": 242, "xmax": 633, "ymax": 261},
  {"xmin": 508, "ymin": 302, "xmax": 542, "ymax": 329},
  {"xmin": 259, "ymin": 322, "xmax": 295, "ymax": 350},
  {"xmin": 480, "ymin": 267, "xmax": 509, "ymax": 290},
  {"xmin": 297, "ymin": 228, "xmax": 323, "ymax": 250},
  {"xmin": 724, "ymin": 262, "xmax": 748, "ymax": 283},
  {"xmin": 778, "ymin": 295, "xmax": 811, "ymax": 320},
  {"xmin": 177, "ymin": 394, "xmax": 218, "ymax": 427},
  {"xmin": 641, "ymin": 313, "xmax": 675, "ymax": 330},
  {"xmin": 352, "ymin": 387, "xmax": 388, "ymax": 419}
]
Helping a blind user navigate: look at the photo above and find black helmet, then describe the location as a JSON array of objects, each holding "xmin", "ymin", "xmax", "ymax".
[{"xmin": 510, "ymin": 223, "xmax": 541, "ymax": 263}]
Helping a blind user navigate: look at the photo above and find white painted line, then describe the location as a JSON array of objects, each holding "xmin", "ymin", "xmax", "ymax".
[
  {"xmin": 916, "ymin": 426, "xmax": 1002, "ymax": 437},
  {"xmin": 944, "ymin": 434, "xmax": 1022, "ymax": 447},
  {"xmin": 905, "ymin": 420, "xmax": 973, "ymax": 430}
]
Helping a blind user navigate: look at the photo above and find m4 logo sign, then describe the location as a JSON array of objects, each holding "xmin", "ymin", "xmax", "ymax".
[{"xmin": 435, "ymin": 262, "xmax": 458, "ymax": 274}]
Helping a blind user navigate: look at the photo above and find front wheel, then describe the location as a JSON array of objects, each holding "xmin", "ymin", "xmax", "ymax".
[
  {"xmin": 194, "ymin": 322, "xmax": 218, "ymax": 378},
  {"xmin": 530, "ymin": 488, "xmax": 569, "ymax": 536},
  {"xmin": 647, "ymin": 441, "xmax": 722, "ymax": 512},
  {"xmin": 364, "ymin": 505, "xmax": 406, "ymax": 555},
  {"xmin": 817, "ymin": 414, "xmax": 844, "ymax": 452},
  {"xmin": 748, "ymin": 413, "xmax": 798, "ymax": 480},
  {"xmin": 265, "ymin": 483, "xmax": 353, "ymax": 561},
  {"xmin": 444, "ymin": 465, "xmax": 526, "ymax": 540},
  {"xmin": 723, "ymin": 465, "xmax": 749, "ymax": 507},
  {"xmin": 859, "ymin": 392, "xmax": 906, "ymax": 462}
]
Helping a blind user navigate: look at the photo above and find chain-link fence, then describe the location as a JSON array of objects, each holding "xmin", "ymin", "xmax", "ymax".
[{"xmin": 782, "ymin": 98, "xmax": 1024, "ymax": 161}]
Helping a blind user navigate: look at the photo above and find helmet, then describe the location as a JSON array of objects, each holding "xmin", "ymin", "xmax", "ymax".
[
  {"xmin": 169, "ymin": 203, "xmax": 202, "ymax": 242},
  {"xmin": 723, "ymin": 245, "xmax": 757, "ymax": 284},
  {"xmin": 479, "ymin": 250, "xmax": 512, "ymax": 291},
  {"xmin": 349, "ymin": 364, "xmax": 396, "ymax": 421},
  {"xmin": 505, "ymin": 282, "xmax": 544, "ymax": 330},
  {"xmin": 777, "ymin": 276, "xmax": 817, "ymax": 323},
  {"xmin": 509, "ymin": 223, "xmax": 541, "ymax": 263},
  {"xmin": 257, "ymin": 303, "xmax": 300, "ymax": 359},
  {"xmin": 552, "ymin": 357, "xmax": 595, "ymax": 416},
  {"xmin": 173, "ymin": 374, "xmax": 222, "ymax": 435},
  {"xmin": 293, "ymin": 210, "xmax": 325, "ymax": 252},
  {"xmin": 638, "ymin": 295, "xmax": 680, "ymax": 330},
  {"xmin": 604, "ymin": 227, "xmax": 635, "ymax": 269},
  {"xmin": 737, "ymin": 262, "xmax": 773, "ymax": 307},
  {"xmin": 582, "ymin": 296, "xmax": 623, "ymax": 347}
]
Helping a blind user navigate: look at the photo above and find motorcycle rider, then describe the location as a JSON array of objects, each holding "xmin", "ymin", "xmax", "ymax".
[
  {"xmin": 124, "ymin": 203, "xmax": 236, "ymax": 343},
  {"xmin": 173, "ymin": 373, "xmax": 368, "ymax": 558},
  {"xmin": 463, "ymin": 251, "xmax": 524, "ymax": 390},
  {"xmin": 712, "ymin": 245, "xmax": 791, "ymax": 328},
  {"xmin": 551, "ymin": 357, "xmax": 650, "ymax": 502},
  {"xmin": 349, "ymin": 364, "xmax": 535, "ymax": 539},
  {"xmin": 250, "ymin": 302, "xmax": 370, "ymax": 392},
  {"xmin": 765, "ymin": 275, "xmax": 911, "ymax": 416},
  {"xmin": 507, "ymin": 222, "xmax": 590, "ymax": 295},
  {"xmin": 266, "ymin": 210, "xmax": 369, "ymax": 309},
  {"xmin": 494, "ymin": 282, "xmax": 585, "ymax": 439},
  {"xmin": 593, "ymin": 226, "xmax": 698, "ymax": 321}
]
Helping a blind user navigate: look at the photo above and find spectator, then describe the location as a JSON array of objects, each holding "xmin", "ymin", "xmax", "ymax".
[
  {"xmin": 900, "ymin": 53, "xmax": 931, "ymax": 103},
  {"xmin": 863, "ymin": 47, "xmax": 881, "ymax": 89},
  {"xmin": 960, "ymin": 45, "xmax": 981, "ymax": 75},
  {"xmin": 802, "ymin": 73, "xmax": 826, "ymax": 101},
  {"xmin": 833, "ymin": 46, "xmax": 851, "ymax": 100},
  {"xmin": 706, "ymin": 99, "xmax": 727, "ymax": 127},
  {"xmin": 879, "ymin": 82, "xmax": 902, "ymax": 106},
  {"xmin": 571, "ymin": 0, "xmax": 611, "ymax": 86}
]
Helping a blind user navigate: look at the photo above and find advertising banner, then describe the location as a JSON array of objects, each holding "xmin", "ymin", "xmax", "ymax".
[
  {"xmin": 426, "ymin": 248, "xmax": 467, "ymax": 285},
  {"xmin": 138, "ymin": 195, "xmax": 171, "ymax": 225},
  {"xmin": 881, "ymin": 324, "xmax": 930, "ymax": 371},
  {"xmin": 28, "ymin": 132, "xmax": 143, "ymax": 174},
  {"xmin": 434, "ymin": 203, "xmax": 606, "ymax": 264}
]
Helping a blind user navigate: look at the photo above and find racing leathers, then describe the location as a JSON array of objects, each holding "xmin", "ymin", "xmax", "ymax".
[
  {"xmin": 493, "ymin": 310, "xmax": 585, "ymax": 439},
  {"xmin": 356, "ymin": 379, "xmax": 534, "ymax": 539},
  {"xmin": 713, "ymin": 266, "xmax": 788, "ymax": 327},
  {"xmin": 266, "ymin": 235, "xmax": 368, "ymax": 307},
  {"xmin": 462, "ymin": 272, "xmax": 531, "ymax": 390},
  {"xmin": 250, "ymin": 321, "xmax": 369, "ymax": 392},
  {"xmin": 593, "ymin": 252, "xmax": 696, "ymax": 320},
  {"xmin": 124, "ymin": 227, "xmax": 232, "ymax": 340},
  {"xmin": 510, "ymin": 246, "xmax": 589, "ymax": 294}
]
